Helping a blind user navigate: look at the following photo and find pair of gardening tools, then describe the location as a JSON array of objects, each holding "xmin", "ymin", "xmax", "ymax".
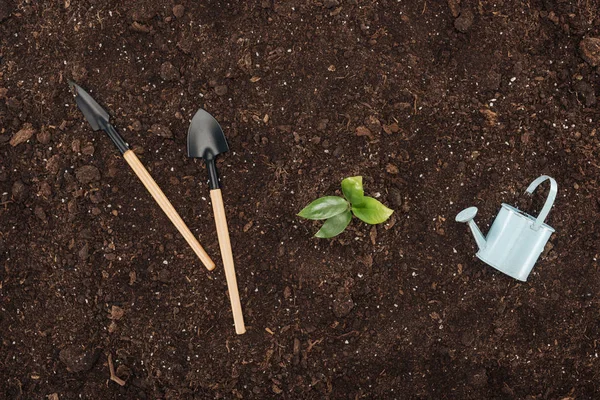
[{"xmin": 69, "ymin": 82, "xmax": 245, "ymax": 335}]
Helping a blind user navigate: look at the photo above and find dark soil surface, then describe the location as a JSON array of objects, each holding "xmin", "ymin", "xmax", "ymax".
[{"xmin": 2, "ymin": 0, "xmax": 600, "ymax": 399}]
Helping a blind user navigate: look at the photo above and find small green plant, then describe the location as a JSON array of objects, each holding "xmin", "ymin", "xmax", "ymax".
[{"xmin": 298, "ymin": 176, "xmax": 394, "ymax": 238}]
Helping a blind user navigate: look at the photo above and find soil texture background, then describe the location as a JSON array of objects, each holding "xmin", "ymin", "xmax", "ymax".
[{"xmin": 1, "ymin": 0, "xmax": 600, "ymax": 399}]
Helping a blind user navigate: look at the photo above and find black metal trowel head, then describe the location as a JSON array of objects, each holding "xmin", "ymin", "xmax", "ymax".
[
  {"xmin": 187, "ymin": 109, "xmax": 230, "ymax": 190},
  {"xmin": 68, "ymin": 80, "xmax": 110, "ymax": 131},
  {"xmin": 187, "ymin": 109, "xmax": 229, "ymax": 160},
  {"xmin": 68, "ymin": 80, "xmax": 129, "ymax": 154}
]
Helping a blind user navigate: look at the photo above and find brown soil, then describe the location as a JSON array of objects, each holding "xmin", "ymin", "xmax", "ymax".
[{"xmin": 2, "ymin": 0, "xmax": 600, "ymax": 399}]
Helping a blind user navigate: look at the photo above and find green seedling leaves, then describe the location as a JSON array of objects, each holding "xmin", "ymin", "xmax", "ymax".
[
  {"xmin": 352, "ymin": 196, "xmax": 394, "ymax": 225},
  {"xmin": 297, "ymin": 196, "xmax": 349, "ymax": 220},
  {"xmin": 341, "ymin": 176, "xmax": 364, "ymax": 205},
  {"xmin": 298, "ymin": 177, "xmax": 394, "ymax": 238},
  {"xmin": 315, "ymin": 210, "xmax": 352, "ymax": 238}
]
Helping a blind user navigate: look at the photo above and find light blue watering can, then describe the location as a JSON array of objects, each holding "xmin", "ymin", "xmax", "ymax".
[{"xmin": 456, "ymin": 175, "xmax": 557, "ymax": 281}]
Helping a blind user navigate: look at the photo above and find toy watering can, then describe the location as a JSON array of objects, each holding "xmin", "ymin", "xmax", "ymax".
[{"xmin": 456, "ymin": 175, "xmax": 557, "ymax": 281}]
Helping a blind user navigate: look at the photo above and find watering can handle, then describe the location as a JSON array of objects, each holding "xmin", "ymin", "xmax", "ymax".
[{"xmin": 525, "ymin": 175, "xmax": 557, "ymax": 230}]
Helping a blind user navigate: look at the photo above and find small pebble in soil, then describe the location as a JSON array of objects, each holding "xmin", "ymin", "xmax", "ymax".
[
  {"xmin": 356, "ymin": 126, "xmax": 373, "ymax": 139},
  {"xmin": 383, "ymin": 122, "xmax": 400, "ymax": 134},
  {"xmin": 149, "ymin": 124, "xmax": 173, "ymax": 138},
  {"xmin": 75, "ymin": 165, "xmax": 101, "ymax": 184},
  {"xmin": 34, "ymin": 206, "xmax": 47, "ymax": 223},
  {"xmin": 365, "ymin": 115, "xmax": 381, "ymax": 133},
  {"xmin": 160, "ymin": 61, "xmax": 180, "ymax": 81},
  {"xmin": 333, "ymin": 292, "xmax": 355, "ymax": 318},
  {"xmin": 131, "ymin": 120, "xmax": 142, "ymax": 131},
  {"xmin": 81, "ymin": 143, "xmax": 95, "ymax": 156},
  {"xmin": 78, "ymin": 243, "xmax": 89, "ymax": 260},
  {"xmin": 389, "ymin": 187, "xmax": 402, "ymax": 208},
  {"xmin": 71, "ymin": 65, "xmax": 88, "ymax": 82},
  {"xmin": 172, "ymin": 4, "xmax": 185, "ymax": 18},
  {"xmin": 36, "ymin": 129, "xmax": 51, "ymax": 144},
  {"xmin": 386, "ymin": 164, "xmax": 399, "ymax": 174},
  {"xmin": 11, "ymin": 180, "xmax": 28, "ymax": 202},
  {"xmin": 447, "ymin": 0, "xmax": 461, "ymax": 17},
  {"xmin": 317, "ymin": 119, "xmax": 328, "ymax": 131},
  {"xmin": 402, "ymin": 201, "xmax": 410, "ymax": 213},
  {"xmin": 110, "ymin": 305, "xmax": 125, "ymax": 320},
  {"xmin": 38, "ymin": 181, "xmax": 51, "ymax": 198},
  {"xmin": 579, "ymin": 37, "xmax": 600, "ymax": 66},
  {"xmin": 158, "ymin": 269, "xmax": 171, "ymax": 282},
  {"xmin": 454, "ymin": 10, "xmax": 474, "ymax": 33},
  {"xmin": 59, "ymin": 345, "xmax": 100, "ymax": 373},
  {"xmin": 10, "ymin": 123, "xmax": 35, "ymax": 147},
  {"xmin": 214, "ymin": 85, "xmax": 228, "ymax": 96}
]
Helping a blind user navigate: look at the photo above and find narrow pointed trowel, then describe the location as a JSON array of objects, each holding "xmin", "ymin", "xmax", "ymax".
[
  {"xmin": 68, "ymin": 81, "xmax": 215, "ymax": 271},
  {"xmin": 188, "ymin": 109, "xmax": 246, "ymax": 335}
]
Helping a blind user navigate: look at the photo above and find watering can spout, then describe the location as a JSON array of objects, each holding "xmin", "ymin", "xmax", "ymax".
[{"xmin": 456, "ymin": 207, "xmax": 487, "ymax": 250}]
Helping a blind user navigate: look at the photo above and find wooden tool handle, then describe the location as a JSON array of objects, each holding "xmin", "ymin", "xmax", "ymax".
[
  {"xmin": 123, "ymin": 150, "xmax": 215, "ymax": 271},
  {"xmin": 210, "ymin": 189, "xmax": 246, "ymax": 335}
]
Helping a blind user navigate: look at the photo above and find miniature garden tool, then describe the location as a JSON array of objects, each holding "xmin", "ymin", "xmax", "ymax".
[
  {"xmin": 456, "ymin": 175, "xmax": 557, "ymax": 281},
  {"xmin": 187, "ymin": 109, "xmax": 246, "ymax": 335},
  {"xmin": 68, "ymin": 81, "xmax": 215, "ymax": 271}
]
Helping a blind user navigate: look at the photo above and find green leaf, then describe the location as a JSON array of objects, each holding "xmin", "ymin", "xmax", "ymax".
[
  {"xmin": 298, "ymin": 196, "xmax": 349, "ymax": 220},
  {"xmin": 352, "ymin": 196, "xmax": 394, "ymax": 224},
  {"xmin": 341, "ymin": 176, "xmax": 365, "ymax": 205},
  {"xmin": 315, "ymin": 210, "xmax": 352, "ymax": 238}
]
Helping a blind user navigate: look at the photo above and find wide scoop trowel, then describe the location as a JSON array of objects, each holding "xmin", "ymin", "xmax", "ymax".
[{"xmin": 188, "ymin": 109, "xmax": 246, "ymax": 335}]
